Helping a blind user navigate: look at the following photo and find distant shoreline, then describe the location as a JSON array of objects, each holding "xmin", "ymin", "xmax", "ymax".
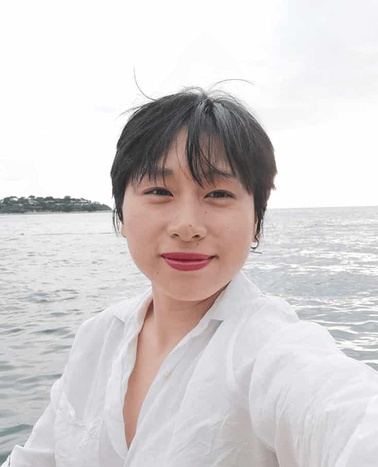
[
  {"xmin": 0, "ymin": 196, "xmax": 112, "ymax": 214},
  {"xmin": 0, "ymin": 210, "xmax": 112, "ymax": 215}
]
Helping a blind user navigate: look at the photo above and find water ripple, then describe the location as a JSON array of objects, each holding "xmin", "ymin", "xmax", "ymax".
[{"xmin": 1, "ymin": 208, "xmax": 377, "ymax": 458}]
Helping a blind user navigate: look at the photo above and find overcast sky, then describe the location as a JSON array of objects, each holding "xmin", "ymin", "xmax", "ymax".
[{"xmin": 1, "ymin": 0, "xmax": 377, "ymax": 209}]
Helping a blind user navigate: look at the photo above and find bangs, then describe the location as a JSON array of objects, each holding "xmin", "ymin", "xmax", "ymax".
[
  {"xmin": 133, "ymin": 130, "xmax": 237, "ymax": 189},
  {"xmin": 125, "ymin": 93, "xmax": 259, "ymax": 193}
]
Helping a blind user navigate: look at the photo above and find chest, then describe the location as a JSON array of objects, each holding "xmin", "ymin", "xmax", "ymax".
[
  {"xmin": 122, "ymin": 335, "xmax": 168, "ymax": 449},
  {"xmin": 55, "ymin": 312, "xmax": 273, "ymax": 466},
  {"xmin": 119, "ymin": 335, "xmax": 264, "ymax": 467}
]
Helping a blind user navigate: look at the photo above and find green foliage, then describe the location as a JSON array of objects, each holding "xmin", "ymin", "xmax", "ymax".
[{"xmin": 0, "ymin": 196, "xmax": 111, "ymax": 214}]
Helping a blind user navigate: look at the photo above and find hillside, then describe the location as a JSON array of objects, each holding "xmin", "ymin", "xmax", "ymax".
[{"xmin": 0, "ymin": 196, "xmax": 111, "ymax": 214}]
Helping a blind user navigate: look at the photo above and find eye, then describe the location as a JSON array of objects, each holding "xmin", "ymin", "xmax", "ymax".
[
  {"xmin": 206, "ymin": 190, "xmax": 234, "ymax": 199},
  {"xmin": 145, "ymin": 188, "xmax": 172, "ymax": 196}
]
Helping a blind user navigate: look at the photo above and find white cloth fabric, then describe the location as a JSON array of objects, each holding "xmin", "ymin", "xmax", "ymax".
[{"xmin": 3, "ymin": 270, "xmax": 378, "ymax": 467}]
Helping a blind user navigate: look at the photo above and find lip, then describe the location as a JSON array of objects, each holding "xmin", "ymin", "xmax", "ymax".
[
  {"xmin": 161, "ymin": 252, "xmax": 214, "ymax": 271},
  {"xmin": 161, "ymin": 252, "xmax": 213, "ymax": 260}
]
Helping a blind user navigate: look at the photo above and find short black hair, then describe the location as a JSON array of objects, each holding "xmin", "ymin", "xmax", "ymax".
[{"xmin": 110, "ymin": 87, "xmax": 277, "ymax": 240}]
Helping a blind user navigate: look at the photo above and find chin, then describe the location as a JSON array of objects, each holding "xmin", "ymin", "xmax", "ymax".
[{"xmin": 164, "ymin": 279, "xmax": 228, "ymax": 302}]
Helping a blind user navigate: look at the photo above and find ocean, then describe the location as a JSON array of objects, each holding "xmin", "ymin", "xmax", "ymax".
[{"xmin": 1, "ymin": 207, "xmax": 377, "ymax": 462}]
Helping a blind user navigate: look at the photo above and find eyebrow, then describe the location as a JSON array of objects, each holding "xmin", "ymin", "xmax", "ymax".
[{"xmin": 151, "ymin": 167, "xmax": 236, "ymax": 180}]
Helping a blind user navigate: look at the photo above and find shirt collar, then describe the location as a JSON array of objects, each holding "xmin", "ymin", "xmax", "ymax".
[
  {"xmin": 114, "ymin": 269, "xmax": 261, "ymax": 327},
  {"xmin": 201, "ymin": 269, "xmax": 261, "ymax": 323}
]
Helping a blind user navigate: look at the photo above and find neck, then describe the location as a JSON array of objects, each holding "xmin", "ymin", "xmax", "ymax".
[{"xmin": 144, "ymin": 286, "xmax": 225, "ymax": 354}]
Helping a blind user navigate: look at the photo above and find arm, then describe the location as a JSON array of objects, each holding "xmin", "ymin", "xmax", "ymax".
[
  {"xmin": 1, "ymin": 375, "xmax": 64, "ymax": 467},
  {"xmin": 2, "ymin": 302, "xmax": 123, "ymax": 467},
  {"xmin": 249, "ymin": 320, "xmax": 378, "ymax": 467},
  {"xmin": 2, "ymin": 312, "xmax": 99, "ymax": 467}
]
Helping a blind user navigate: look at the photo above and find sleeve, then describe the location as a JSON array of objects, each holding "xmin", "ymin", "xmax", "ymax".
[
  {"xmin": 1, "ymin": 313, "xmax": 100, "ymax": 467},
  {"xmin": 1, "ymin": 375, "xmax": 64, "ymax": 467},
  {"xmin": 249, "ymin": 320, "xmax": 378, "ymax": 467}
]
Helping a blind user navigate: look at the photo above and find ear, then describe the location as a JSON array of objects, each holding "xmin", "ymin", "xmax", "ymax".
[{"xmin": 121, "ymin": 221, "xmax": 127, "ymax": 239}]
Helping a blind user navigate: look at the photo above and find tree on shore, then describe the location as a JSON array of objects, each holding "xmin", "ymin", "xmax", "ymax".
[{"xmin": 0, "ymin": 196, "xmax": 111, "ymax": 214}]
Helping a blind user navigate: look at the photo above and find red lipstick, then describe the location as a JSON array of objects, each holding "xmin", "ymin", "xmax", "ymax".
[{"xmin": 161, "ymin": 252, "xmax": 214, "ymax": 271}]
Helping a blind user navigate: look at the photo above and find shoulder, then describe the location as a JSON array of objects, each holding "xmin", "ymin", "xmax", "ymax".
[
  {"xmin": 221, "ymin": 272, "xmax": 302, "ymax": 376},
  {"xmin": 217, "ymin": 270, "xmax": 298, "ymax": 330},
  {"xmin": 59, "ymin": 288, "xmax": 151, "ymax": 409},
  {"xmin": 237, "ymin": 287, "xmax": 341, "ymax": 362},
  {"xmin": 228, "ymin": 291, "xmax": 300, "ymax": 369},
  {"xmin": 227, "ymin": 271, "xmax": 348, "ymax": 373},
  {"xmin": 67, "ymin": 289, "xmax": 150, "ymax": 364},
  {"xmin": 236, "ymin": 275, "xmax": 301, "ymax": 347},
  {"xmin": 248, "ymin": 311, "xmax": 378, "ymax": 462}
]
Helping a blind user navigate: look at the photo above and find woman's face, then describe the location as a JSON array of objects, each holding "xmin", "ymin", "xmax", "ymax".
[{"xmin": 121, "ymin": 129, "xmax": 257, "ymax": 303}]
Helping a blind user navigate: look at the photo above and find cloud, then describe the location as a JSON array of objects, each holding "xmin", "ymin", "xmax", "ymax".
[{"xmin": 258, "ymin": 0, "xmax": 378, "ymax": 127}]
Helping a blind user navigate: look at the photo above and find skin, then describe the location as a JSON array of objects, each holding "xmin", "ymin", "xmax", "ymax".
[
  {"xmin": 121, "ymin": 129, "xmax": 257, "ymax": 447},
  {"xmin": 121, "ymin": 128, "xmax": 257, "ymax": 347}
]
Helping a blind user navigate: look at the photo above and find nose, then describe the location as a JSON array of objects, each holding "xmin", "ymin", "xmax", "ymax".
[{"xmin": 167, "ymin": 199, "xmax": 208, "ymax": 242}]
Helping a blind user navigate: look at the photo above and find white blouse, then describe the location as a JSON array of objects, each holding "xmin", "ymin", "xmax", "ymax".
[{"xmin": 3, "ymin": 271, "xmax": 378, "ymax": 467}]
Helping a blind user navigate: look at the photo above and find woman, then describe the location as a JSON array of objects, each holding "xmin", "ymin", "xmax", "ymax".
[{"xmin": 4, "ymin": 87, "xmax": 378, "ymax": 466}]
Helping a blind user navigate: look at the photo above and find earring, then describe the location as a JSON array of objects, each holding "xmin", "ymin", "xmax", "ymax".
[{"xmin": 250, "ymin": 238, "xmax": 261, "ymax": 254}]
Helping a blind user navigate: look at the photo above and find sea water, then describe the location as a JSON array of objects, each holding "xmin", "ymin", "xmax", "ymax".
[{"xmin": 1, "ymin": 207, "xmax": 377, "ymax": 461}]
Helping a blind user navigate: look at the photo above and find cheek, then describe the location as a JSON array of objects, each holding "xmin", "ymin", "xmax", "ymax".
[
  {"xmin": 122, "ymin": 212, "xmax": 160, "ymax": 260},
  {"xmin": 123, "ymin": 227, "xmax": 150, "ymax": 269},
  {"xmin": 122, "ymin": 206, "xmax": 146, "ymax": 235},
  {"xmin": 222, "ymin": 219, "xmax": 254, "ymax": 255},
  {"xmin": 228, "ymin": 212, "xmax": 256, "ymax": 237},
  {"xmin": 124, "ymin": 218, "xmax": 147, "ymax": 245}
]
